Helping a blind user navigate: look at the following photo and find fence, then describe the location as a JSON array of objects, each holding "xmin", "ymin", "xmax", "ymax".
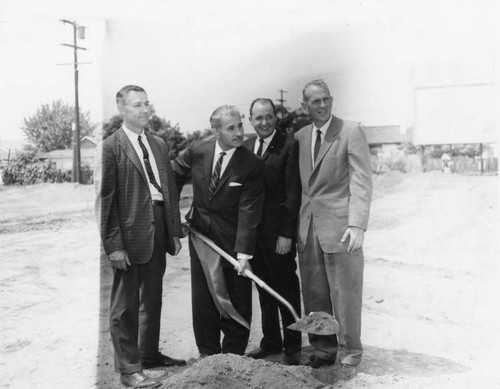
[{"xmin": 423, "ymin": 156, "xmax": 498, "ymax": 174}]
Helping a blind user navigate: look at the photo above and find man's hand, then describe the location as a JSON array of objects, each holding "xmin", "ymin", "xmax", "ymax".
[
  {"xmin": 275, "ymin": 237, "xmax": 292, "ymax": 255},
  {"xmin": 173, "ymin": 237, "xmax": 182, "ymax": 255},
  {"xmin": 109, "ymin": 249, "xmax": 131, "ymax": 271},
  {"xmin": 341, "ymin": 226, "xmax": 365, "ymax": 253},
  {"xmin": 235, "ymin": 257, "xmax": 252, "ymax": 276}
]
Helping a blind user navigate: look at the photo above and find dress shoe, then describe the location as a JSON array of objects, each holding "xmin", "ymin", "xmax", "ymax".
[
  {"xmin": 142, "ymin": 353, "xmax": 187, "ymax": 369},
  {"xmin": 284, "ymin": 352, "xmax": 301, "ymax": 365},
  {"xmin": 246, "ymin": 347, "xmax": 280, "ymax": 359},
  {"xmin": 340, "ymin": 363, "xmax": 357, "ymax": 376},
  {"xmin": 305, "ymin": 354, "xmax": 336, "ymax": 368},
  {"xmin": 120, "ymin": 371, "xmax": 160, "ymax": 388}
]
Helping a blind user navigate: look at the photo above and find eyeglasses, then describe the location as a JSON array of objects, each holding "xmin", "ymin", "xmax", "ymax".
[{"xmin": 307, "ymin": 97, "xmax": 332, "ymax": 108}]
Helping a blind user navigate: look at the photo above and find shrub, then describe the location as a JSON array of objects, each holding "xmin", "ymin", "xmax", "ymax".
[{"xmin": 2, "ymin": 158, "xmax": 71, "ymax": 185}]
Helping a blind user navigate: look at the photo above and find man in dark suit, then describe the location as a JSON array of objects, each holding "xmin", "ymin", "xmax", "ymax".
[
  {"xmin": 295, "ymin": 80, "xmax": 372, "ymax": 369},
  {"xmin": 242, "ymin": 98, "xmax": 302, "ymax": 365},
  {"xmin": 95, "ymin": 85, "xmax": 185, "ymax": 388},
  {"xmin": 172, "ymin": 105, "xmax": 265, "ymax": 357}
]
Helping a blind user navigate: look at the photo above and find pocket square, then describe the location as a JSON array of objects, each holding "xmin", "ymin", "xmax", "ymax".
[{"xmin": 229, "ymin": 182, "xmax": 242, "ymax": 187}]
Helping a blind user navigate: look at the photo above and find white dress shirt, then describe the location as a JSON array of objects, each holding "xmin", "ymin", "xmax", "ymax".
[
  {"xmin": 123, "ymin": 125, "xmax": 163, "ymax": 201},
  {"xmin": 311, "ymin": 115, "xmax": 333, "ymax": 166},
  {"xmin": 253, "ymin": 130, "xmax": 276, "ymax": 156},
  {"xmin": 212, "ymin": 142, "xmax": 237, "ymax": 176}
]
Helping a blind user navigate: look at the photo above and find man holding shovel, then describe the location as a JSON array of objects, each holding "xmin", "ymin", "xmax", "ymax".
[{"xmin": 172, "ymin": 105, "xmax": 265, "ymax": 357}]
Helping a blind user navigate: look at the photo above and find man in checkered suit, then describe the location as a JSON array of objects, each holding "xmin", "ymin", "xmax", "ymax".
[{"xmin": 95, "ymin": 85, "xmax": 185, "ymax": 388}]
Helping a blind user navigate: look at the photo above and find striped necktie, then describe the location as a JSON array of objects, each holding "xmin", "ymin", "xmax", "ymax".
[
  {"xmin": 208, "ymin": 151, "xmax": 226, "ymax": 200},
  {"xmin": 138, "ymin": 135, "xmax": 162, "ymax": 193}
]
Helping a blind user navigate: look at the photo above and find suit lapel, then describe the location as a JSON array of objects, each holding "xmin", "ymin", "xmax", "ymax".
[
  {"xmin": 204, "ymin": 140, "xmax": 216, "ymax": 192},
  {"xmin": 311, "ymin": 116, "xmax": 342, "ymax": 176},
  {"xmin": 262, "ymin": 132, "xmax": 281, "ymax": 160},
  {"xmin": 244, "ymin": 137, "xmax": 257, "ymax": 153},
  {"xmin": 216, "ymin": 147, "xmax": 238, "ymax": 192},
  {"xmin": 118, "ymin": 128, "xmax": 148, "ymax": 185},
  {"xmin": 146, "ymin": 133, "xmax": 168, "ymax": 194}
]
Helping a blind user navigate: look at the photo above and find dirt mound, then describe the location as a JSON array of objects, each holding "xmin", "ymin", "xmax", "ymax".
[
  {"xmin": 160, "ymin": 354, "xmax": 325, "ymax": 389},
  {"xmin": 288, "ymin": 311, "xmax": 339, "ymax": 335}
]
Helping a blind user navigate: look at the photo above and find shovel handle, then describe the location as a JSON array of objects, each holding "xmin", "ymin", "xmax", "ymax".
[{"xmin": 186, "ymin": 224, "xmax": 300, "ymax": 322}]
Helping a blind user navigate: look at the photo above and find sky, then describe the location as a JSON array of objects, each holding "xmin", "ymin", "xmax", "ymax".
[{"xmin": 1, "ymin": 0, "xmax": 498, "ymax": 151}]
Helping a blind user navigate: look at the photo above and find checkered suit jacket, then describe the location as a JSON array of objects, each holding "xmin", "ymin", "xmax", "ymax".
[{"xmin": 95, "ymin": 128, "xmax": 182, "ymax": 263}]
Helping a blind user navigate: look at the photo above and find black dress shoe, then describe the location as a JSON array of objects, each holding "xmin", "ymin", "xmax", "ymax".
[
  {"xmin": 120, "ymin": 371, "xmax": 160, "ymax": 388},
  {"xmin": 245, "ymin": 347, "xmax": 280, "ymax": 359},
  {"xmin": 305, "ymin": 354, "xmax": 336, "ymax": 368},
  {"xmin": 142, "ymin": 353, "xmax": 187, "ymax": 369},
  {"xmin": 284, "ymin": 352, "xmax": 301, "ymax": 365}
]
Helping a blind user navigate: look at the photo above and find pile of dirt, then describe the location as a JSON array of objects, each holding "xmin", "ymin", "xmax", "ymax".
[
  {"xmin": 160, "ymin": 354, "xmax": 325, "ymax": 389},
  {"xmin": 288, "ymin": 311, "xmax": 340, "ymax": 335}
]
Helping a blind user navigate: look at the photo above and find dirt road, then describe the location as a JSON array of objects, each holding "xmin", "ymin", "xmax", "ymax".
[{"xmin": 0, "ymin": 171, "xmax": 498, "ymax": 388}]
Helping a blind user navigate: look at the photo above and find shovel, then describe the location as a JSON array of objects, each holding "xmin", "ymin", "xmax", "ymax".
[{"xmin": 184, "ymin": 224, "xmax": 339, "ymax": 336}]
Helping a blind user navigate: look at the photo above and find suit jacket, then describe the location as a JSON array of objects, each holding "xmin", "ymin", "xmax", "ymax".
[
  {"xmin": 295, "ymin": 115, "xmax": 372, "ymax": 253},
  {"xmin": 95, "ymin": 128, "xmax": 182, "ymax": 263},
  {"xmin": 172, "ymin": 139, "xmax": 265, "ymax": 260},
  {"xmin": 243, "ymin": 132, "xmax": 301, "ymax": 249}
]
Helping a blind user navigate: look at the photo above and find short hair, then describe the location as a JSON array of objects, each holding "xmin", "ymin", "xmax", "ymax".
[
  {"xmin": 302, "ymin": 79, "xmax": 331, "ymax": 102},
  {"xmin": 116, "ymin": 85, "xmax": 146, "ymax": 105},
  {"xmin": 210, "ymin": 105, "xmax": 241, "ymax": 130},
  {"xmin": 249, "ymin": 98, "xmax": 276, "ymax": 118}
]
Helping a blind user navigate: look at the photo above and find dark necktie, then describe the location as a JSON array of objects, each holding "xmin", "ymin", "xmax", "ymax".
[
  {"xmin": 256, "ymin": 137, "xmax": 264, "ymax": 157},
  {"xmin": 208, "ymin": 151, "xmax": 226, "ymax": 200},
  {"xmin": 138, "ymin": 135, "xmax": 162, "ymax": 193},
  {"xmin": 313, "ymin": 129, "xmax": 322, "ymax": 163}
]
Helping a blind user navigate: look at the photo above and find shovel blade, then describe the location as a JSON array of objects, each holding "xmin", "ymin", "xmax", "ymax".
[{"xmin": 287, "ymin": 311, "xmax": 340, "ymax": 335}]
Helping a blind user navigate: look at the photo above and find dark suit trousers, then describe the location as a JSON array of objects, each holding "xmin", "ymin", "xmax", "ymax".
[
  {"xmin": 189, "ymin": 238, "xmax": 252, "ymax": 356},
  {"xmin": 109, "ymin": 204, "xmax": 167, "ymax": 374},
  {"xmin": 298, "ymin": 220, "xmax": 364, "ymax": 365},
  {"xmin": 251, "ymin": 244, "xmax": 302, "ymax": 354}
]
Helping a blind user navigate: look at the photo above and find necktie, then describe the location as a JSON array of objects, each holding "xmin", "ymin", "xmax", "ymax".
[
  {"xmin": 138, "ymin": 135, "xmax": 162, "ymax": 193},
  {"xmin": 256, "ymin": 138, "xmax": 264, "ymax": 157},
  {"xmin": 208, "ymin": 151, "xmax": 226, "ymax": 200},
  {"xmin": 313, "ymin": 129, "xmax": 322, "ymax": 163}
]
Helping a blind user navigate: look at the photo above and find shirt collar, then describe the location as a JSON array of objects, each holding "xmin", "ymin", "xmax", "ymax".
[
  {"xmin": 214, "ymin": 141, "xmax": 237, "ymax": 159},
  {"xmin": 259, "ymin": 129, "xmax": 276, "ymax": 144},
  {"xmin": 122, "ymin": 124, "xmax": 145, "ymax": 139},
  {"xmin": 313, "ymin": 115, "xmax": 333, "ymax": 135}
]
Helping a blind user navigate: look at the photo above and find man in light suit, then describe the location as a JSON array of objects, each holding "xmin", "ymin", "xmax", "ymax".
[
  {"xmin": 243, "ymin": 98, "xmax": 302, "ymax": 365},
  {"xmin": 295, "ymin": 80, "xmax": 372, "ymax": 369},
  {"xmin": 172, "ymin": 105, "xmax": 265, "ymax": 357},
  {"xmin": 95, "ymin": 85, "xmax": 185, "ymax": 388}
]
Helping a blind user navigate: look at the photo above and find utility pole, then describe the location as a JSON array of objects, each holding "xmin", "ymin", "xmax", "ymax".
[
  {"xmin": 60, "ymin": 19, "xmax": 87, "ymax": 184},
  {"xmin": 276, "ymin": 89, "xmax": 287, "ymax": 120},
  {"xmin": 277, "ymin": 89, "xmax": 287, "ymax": 109}
]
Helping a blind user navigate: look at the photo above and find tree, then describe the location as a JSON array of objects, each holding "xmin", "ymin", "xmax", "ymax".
[
  {"xmin": 101, "ymin": 106, "xmax": 187, "ymax": 159},
  {"xmin": 186, "ymin": 128, "xmax": 213, "ymax": 146},
  {"xmin": 22, "ymin": 100, "xmax": 95, "ymax": 152},
  {"xmin": 275, "ymin": 106, "xmax": 311, "ymax": 135}
]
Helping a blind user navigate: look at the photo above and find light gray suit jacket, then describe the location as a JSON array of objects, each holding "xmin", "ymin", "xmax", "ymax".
[{"xmin": 295, "ymin": 115, "xmax": 372, "ymax": 253}]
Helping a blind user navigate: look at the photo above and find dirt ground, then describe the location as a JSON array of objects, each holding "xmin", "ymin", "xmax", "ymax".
[{"xmin": 0, "ymin": 171, "xmax": 499, "ymax": 388}]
